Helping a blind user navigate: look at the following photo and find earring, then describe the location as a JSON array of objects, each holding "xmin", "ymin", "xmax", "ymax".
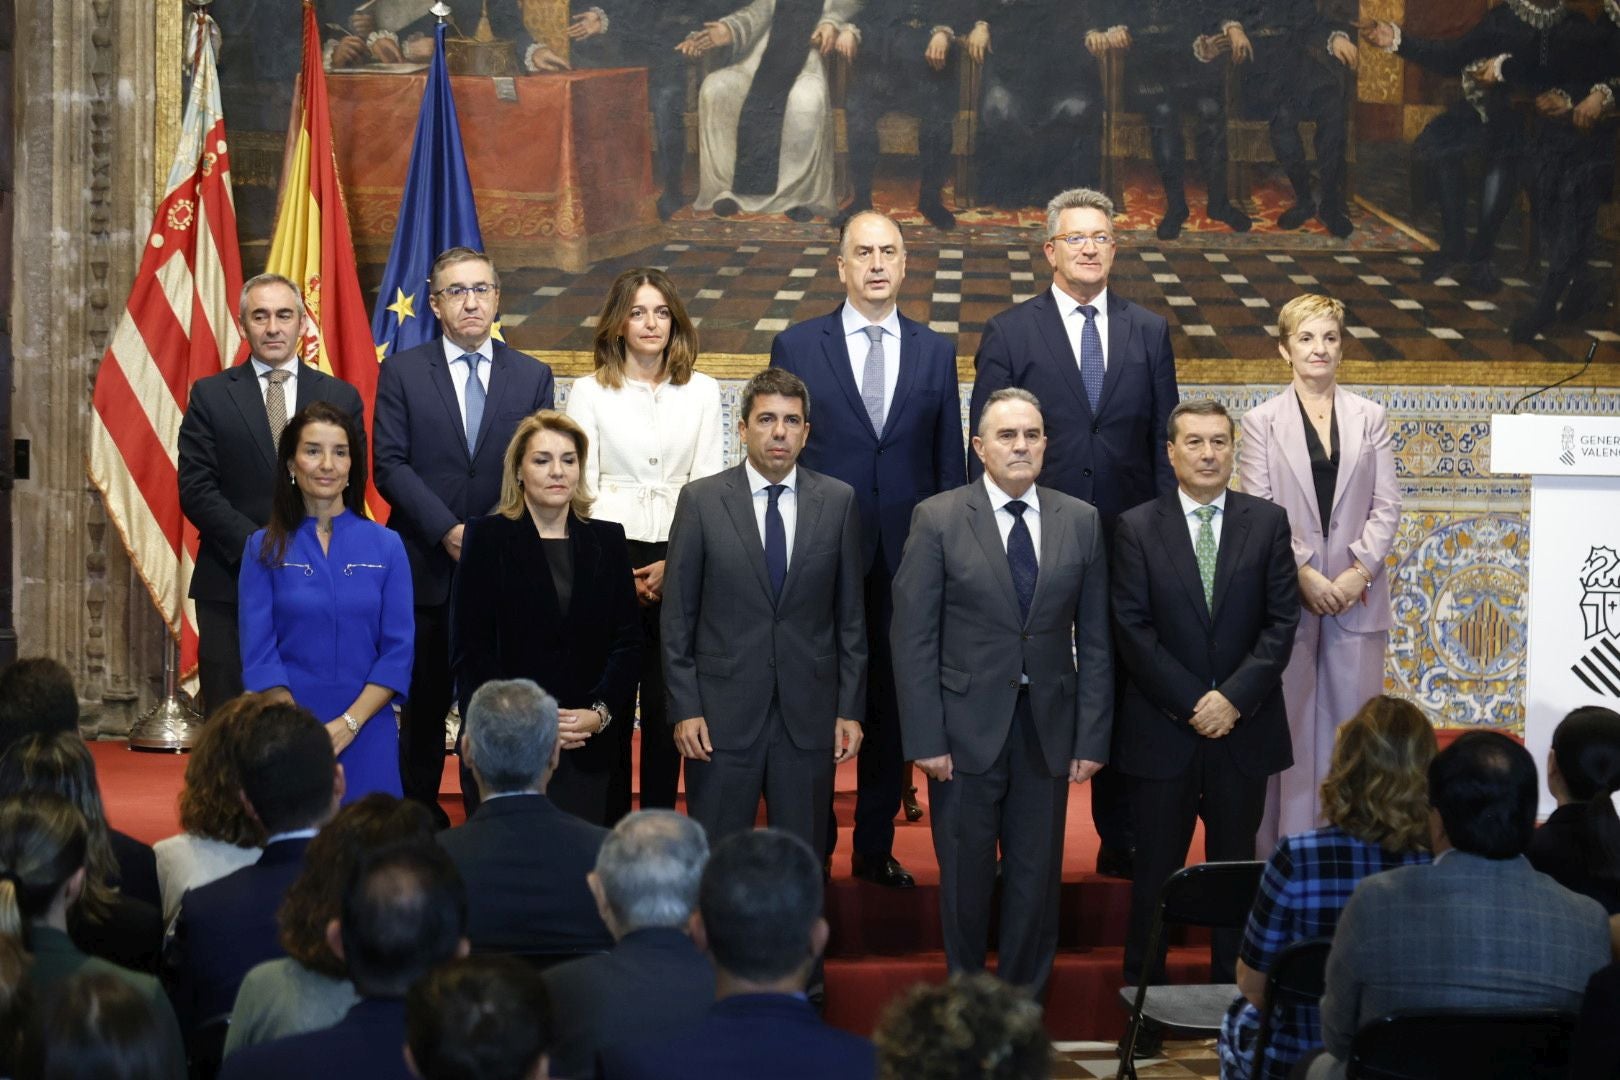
[{"xmin": 289, "ymin": 474, "xmax": 296, "ymax": 485}]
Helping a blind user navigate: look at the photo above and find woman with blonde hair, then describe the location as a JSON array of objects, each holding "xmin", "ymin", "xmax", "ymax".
[
  {"xmin": 1218, "ymin": 694, "xmax": 1436, "ymax": 1080},
  {"xmin": 566, "ymin": 268, "xmax": 722, "ymax": 815},
  {"xmin": 450, "ymin": 409, "xmax": 641, "ymax": 824}
]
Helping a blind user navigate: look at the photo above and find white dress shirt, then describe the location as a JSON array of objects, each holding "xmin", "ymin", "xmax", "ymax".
[
  {"xmin": 840, "ymin": 302, "xmax": 902, "ymax": 423},
  {"xmin": 745, "ymin": 460, "xmax": 798, "ymax": 573},
  {"xmin": 249, "ymin": 356, "xmax": 300, "ymax": 407},
  {"xmin": 441, "ymin": 336, "xmax": 494, "ymax": 427},
  {"xmin": 984, "ymin": 475, "xmax": 1041, "ymax": 564},
  {"xmin": 1050, "ymin": 283, "xmax": 1110, "ymax": 373},
  {"xmin": 565, "ymin": 371, "xmax": 725, "ymax": 543},
  {"xmin": 1178, "ymin": 488, "xmax": 1227, "ymax": 550}
]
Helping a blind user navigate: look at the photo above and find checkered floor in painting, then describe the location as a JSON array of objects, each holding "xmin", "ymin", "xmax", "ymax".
[
  {"xmin": 1054, "ymin": 1040, "xmax": 1219, "ymax": 1078},
  {"xmin": 482, "ymin": 225, "xmax": 1616, "ymax": 365}
]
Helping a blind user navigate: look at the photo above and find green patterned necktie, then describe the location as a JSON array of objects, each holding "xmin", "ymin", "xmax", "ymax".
[{"xmin": 1194, "ymin": 505, "xmax": 1218, "ymax": 608}]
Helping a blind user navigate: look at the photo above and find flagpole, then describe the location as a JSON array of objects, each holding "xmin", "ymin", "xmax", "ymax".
[{"xmin": 129, "ymin": 636, "xmax": 202, "ymax": 752}]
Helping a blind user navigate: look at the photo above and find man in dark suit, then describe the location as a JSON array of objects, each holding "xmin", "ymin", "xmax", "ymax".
[
  {"xmin": 600, "ymin": 829, "xmax": 876, "ymax": 1080},
  {"xmin": 178, "ymin": 274, "xmax": 365, "ymax": 716},
  {"xmin": 543, "ymin": 810, "xmax": 715, "ymax": 1078},
  {"xmin": 436, "ymin": 678, "xmax": 614, "ymax": 957},
  {"xmin": 1111, "ymin": 399, "xmax": 1299, "ymax": 989},
  {"xmin": 968, "ymin": 186, "xmax": 1179, "ymax": 879},
  {"xmin": 891, "ymin": 387, "xmax": 1112, "ymax": 998},
  {"xmin": 662, "ymin": 368, "xmax": 867, "ymax": 856},
  {"xmin": 374, "ymin": 247, "xmax": 555, "ymax": 826},
  {"xmin": 769, "ymin": 212, "xmax": 966, "ymax": 888},
  {"xmin": 167, "ymin": 701, "xmax": 343, "ymax": 1039},
  {"xmin": 219, "ymin": 840, "xmax": 470, "ymax": 1080}
]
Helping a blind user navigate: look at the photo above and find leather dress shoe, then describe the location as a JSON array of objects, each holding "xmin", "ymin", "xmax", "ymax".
[
  {"xmin": 712, "ymin": 197, "xmax": 740, "ymax": 218},
  {"xmin": 918, "ymin": 197, "xmax": 957, "ymax": 230},
  {"xmin": 1096, "ymin": 845, "xmax": 1135, "ymax": 880},
  {"xmin": 1277, "ymin": 200, "xmax": 1315, "ymax": 230},
  {"xmin": 1118, "ymin": 1018, "xmax": 1164, "ymax": 1059},
  {"xmin": 902, "ymin": 785, "xmax": 924, "ymax": 822},
  {"xmin": 850, "ymin": 854, "xmax": 916, "ymax": 889}
]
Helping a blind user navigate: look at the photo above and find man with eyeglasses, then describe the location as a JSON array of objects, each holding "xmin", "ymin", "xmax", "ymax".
[
  {"xmin": 968, "ymin": 186, "xmax": 1178, "ymax": 883},
  {"xmin": 374, "ymin": 247, "xmax": 555, "ymax": 827}
]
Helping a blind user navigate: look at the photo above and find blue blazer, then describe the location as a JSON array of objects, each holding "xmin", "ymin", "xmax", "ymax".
[
  {"xmin": 968, "ymin": 288, "xmax": 1178, "ymax": 529},
  {"xmin": 373, "ymin": 339, "xmax": 555, "ymax": 606},
  {"xmin": 600, "ymin": 993, "xmax": 876, "ymax": 1080},
  {"xmin": 219, "ymin": 998, "xmax": 412, "ymax": 1080},
  {"xmin": 770, "ymin": 305, "xmax": 965, "ymax": 576}
]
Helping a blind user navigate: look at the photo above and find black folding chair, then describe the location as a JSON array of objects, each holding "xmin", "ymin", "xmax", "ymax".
[
  {"xmin": 1115, "ymin": 860, "xmax": 1265, "ymax": 1080},
  {"xmin": 188, "ymin": 1012, "xmax": 231, "ymax": 1080},
  {"xmin": 1249, "ymin": 937, "xmax": 1332, "ymax": 1073},
  {"xmin": 1346, "ymin": 1008, "xmax": 1578, "ymax": 1080}
]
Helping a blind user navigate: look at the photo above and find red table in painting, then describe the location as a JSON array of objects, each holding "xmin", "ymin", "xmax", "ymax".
[{"xmin": 328, "ymin": 68, "xmax": 660, "ymax": 272}]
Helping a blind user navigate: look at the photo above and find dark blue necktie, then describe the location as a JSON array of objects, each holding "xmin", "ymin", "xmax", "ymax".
[
  {"xmin": 1077, "ymin": 304, "xmax": 1104, "ymax": 412},
  {"xmin": 765, "ymin": 484, "xmax": 787, "ymax": 602},
  {"xmin": 1005, "ymin": 499, "xmax": 1037, "ymax": 623}
]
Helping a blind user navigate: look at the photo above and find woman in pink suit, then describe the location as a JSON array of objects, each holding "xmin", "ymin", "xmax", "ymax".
[{"xmin": 1239, "ymin": 294, "xmax": 1401, "ymax": 851}]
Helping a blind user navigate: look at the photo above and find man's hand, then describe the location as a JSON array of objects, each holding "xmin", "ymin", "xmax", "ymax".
[
  {"xmin": 676, "ymin": 21, "xmax": 732, "ymax": 58},
  {"xmin": 633, "ymin": 560, "xmax": 665, "ymax": 605},
  {"xmin": 442, "ymin": 523, "xmax": 465, "ymax": 561},
  {"xmin": 1468, "ymin": 57, "xmax": 1501, "ymax": 87},
  {"xmin": 1084, "ymin": 29, "xmax": 1109, "ymax": 57},
  {"xmin": 834, "ymin": 27, "xmax": 858, "ymax": 60},
  {"xmin": 567, "ymin": 10, "xmax": 606, "ymax": 39},
  {"xmin": 834, "ymin": 718, "xmax": 864, "ymax": 762},
  {"xmin": 1226, "ymin": 24, "xmax": 1253, "ymax": 64},
  {"xmin": 925, "ymin": 29, "xmax": 950, "ymax": 70},
  {"xmin": 1536, "ymin": 89, "xmax": 1572, "ymax": 117},
  {"xmin": 370, "ymin": 36, "xmax": 405, "ymax": 64},
  {"xmin": 402, "ymin": 34, "xmax": 434, "ymax": 62},
  {"xmin": 556, "ymin": 708, "xmax": 601, "ymax": 750},
  {"xmin": 674, "ymin": 717, "xmax": 713, "ymax": 761},
  {"xmin": 1070, "ymin": 759, "xmax": 1103, "ymax": 784},
  {"xmin": 1190, "ymin": 690, "xmax": 1239, "ymax": 738},
  {"xmin": 1358, "ymin": 19, "xmax": 1396, "ymax": 50},
  {"xmin": 915, "ymin": 753, "xmax": 954, "ymax": 782},
  {"xmin": 964, "ymin": 22, "xmax": 991, "ymax": 64},
  {"xmin": 529, "ymin": 46, "xmax": 572, "ymax": 72},
  {"xmin": 1298, "ymin": 566, "xmax": 1345, "ymax": 617},
  {"xmin": 1329, "ymin": 35, "xmax": 1358, "ymax": 70},
  {"xmin": 1106, "ymin": 25, "xmax": 1131, "ymax": 50},
  {"xmin": 1574, "ymin": 89, "xmax": 1608, "ymax": 129},
  {"xmin": 348, "ymin": 10, "xmax": 377, "ymax": 36},
  {"xmin": 331, "ymin": 36, "xmax": 369, "ymax": 67},
  {"xmin": 811, "ymin": 21, "xmax": 837, "ymax": 55}
]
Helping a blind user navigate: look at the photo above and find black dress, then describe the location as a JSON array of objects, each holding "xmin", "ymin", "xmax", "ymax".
[{"xmin": 1296, "ymin": 393, "xmax": 1339, "ymax": 534}]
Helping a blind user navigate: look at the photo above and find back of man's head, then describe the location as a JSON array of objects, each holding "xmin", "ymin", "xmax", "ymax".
[
  {"xmin": 1429, "ymin": 731, "xmax": 1539, "ymax": 859},
  {"xmin": 232, "ymin": 701, "xmax": 337, "ymax": 834},
  {"xmin": 0, "ymin": 659, "xmax": 78, "ymax": 754},
  {"xmin": 405, "ymin": 955, "xmax": 551, "ymax": 1080},
  {"xmin": 463, "ymin": 679, "xmax": 557, "ymax": 797},
  {"xmin": 698, "ymin": 829, "xmax": 823, "ymax": 986},
  {"xmin": 341, "ymin": 839, "xmax": 468, "ymax": 998},
  {"xmin": 594, "ymin": 810, "xmax": 708, "ymax": 936}
]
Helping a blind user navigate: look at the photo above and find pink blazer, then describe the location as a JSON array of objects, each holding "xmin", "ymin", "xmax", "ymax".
[{"xmin": 1238, "ymin": 387, "xmax": 1400, "ymax": 633}]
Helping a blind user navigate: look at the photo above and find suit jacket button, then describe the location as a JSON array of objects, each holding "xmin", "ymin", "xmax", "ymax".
[
  {"xmin": 1007, "ymin": 679, "xmax": 1018, "ymax": 689},
  {"xmin": 1092, "ymin": 423, "xmax": 1100, "ymax": 434},
  {"xmin": 467, "ymin": 467, "xmax": 476, "ymax": 477},
  {"xmin": 1083, "ymin": 468, "xmax": 1092, "ymax": 477},
  {"xmin": 1021, "ymin": 632, "xmax": 1031, "ymax": 641}
]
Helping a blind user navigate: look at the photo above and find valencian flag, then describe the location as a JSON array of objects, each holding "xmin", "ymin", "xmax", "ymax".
[
  {"xmin": 371, "ymin": 21, "xmax": 484, "ymax": 356},
  {"xmin": 86, "ymin": 11, "xmax": 245, "ymax": 679},
  {"xmin": 266, "ymin": 0, "xmax": 386, "ymax": 518}
]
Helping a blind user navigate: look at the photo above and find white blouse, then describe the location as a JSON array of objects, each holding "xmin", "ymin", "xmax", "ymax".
[{"xmin": 565, "ymin": 370, "xmax": 725, "ymax": 543}]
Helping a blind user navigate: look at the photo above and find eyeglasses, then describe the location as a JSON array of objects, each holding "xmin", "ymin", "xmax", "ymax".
[
  {"xmin": 433, "ymin": 283, "xmax": 498, "ymax": 300},
  {"xmin": 1049, "ymin": 233, "xmax": 1115, "ymax": 249}
]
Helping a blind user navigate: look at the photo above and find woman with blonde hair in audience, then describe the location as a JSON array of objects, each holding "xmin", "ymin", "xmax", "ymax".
[
  {"xmin": 565, "ymin": 267, "xmax": 722, "ymax": 817},
  {"xmin": 152, "ymin": 693, "xmax": 268, "ymax": 926},
  {"xmin": 1529, "ymin": 705, "xmax": 1620, "ymax": 913},
  {"xmin": 1240, "ymin": 293, "xmax": 1400, "ymax": 852},
  {"xmin": 1218, "ymin": 694, "xmax": 1436, "ymax": 1080},
  {"xmin": 0, "ymin": 732, "xmax": 162, "ymax": 974},
  {"xmin": 0, "ymin": 792, "xmax": 183, "ymax": 1068},
  {"xmin": 223, "ymin": 793, "xmax": 435, "ymax": 1056}
]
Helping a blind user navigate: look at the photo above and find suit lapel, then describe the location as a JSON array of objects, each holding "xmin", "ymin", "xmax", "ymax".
[
  {"xmin": 1329, "ymin": 387, "xmax": 1362, "ymax": 518},
  {"xmin": 780, "ymin": 470, "xmax": 824, "ymax": 608},
  {"xmin": 473, "ymin": 344, "xmax": 509, "ymax": 458},
  {"xmin": 1276, "ymin": 395, "xmax": 1321, "ymax": 532},
  {"xmin": 883, "ymin": 314, "xmax": 924, "ymax": 442},
  {"xmin": 225, "ymin": 363, "xmax": 277, "ymax": 468},
  {"xmin": 1210, "ymin": 496, "xmax": 1251, "ymax": 621},
  {"xmin": 1155, "ymin": 493, "xmax": 1212, "ymax": 627},
  {"xmin": 1028, "ymin": 486, "xmax": 1064, "ymax": 619},
  {"xmin": 966, "ymin": 482, "xmax": 1024, "ymax": 626},
  {"xmin": 720, "ymin": 466, "xmax": 775, "ymax": 600},
  {"xmin": 426, "ymin": 345, "xmax": 470, "ymax": 459},
  {"xmin": 1096, "ymin": 291, "xmax": 1131, "ymax": 417},
  {"xmin": 1032, "ymin": 291, "xmax": 1095, "ymax": 419},
  {"xmin": 822, "ymin": 307, "xmax": 877, "ymax": 442}
]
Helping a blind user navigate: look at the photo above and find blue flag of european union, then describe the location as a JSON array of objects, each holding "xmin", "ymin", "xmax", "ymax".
[{"xmin": 370, "ymin": 22, "xmax": 483, "ymax": 358}]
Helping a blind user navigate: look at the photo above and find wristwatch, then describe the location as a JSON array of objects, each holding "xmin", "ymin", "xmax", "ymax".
[
  {"xmin": 342, "ymin": 712, "xmax": 360, "ymax": 734},
  {"xmin": 591, "ymin": 701, "xmax": 613, "ymax": 734}
]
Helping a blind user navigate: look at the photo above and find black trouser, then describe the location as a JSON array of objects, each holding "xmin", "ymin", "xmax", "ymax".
[
  {"xmin": 1130, "ymin": 42, "xmax": 1232, "ymax": 211},
  {"xmin": 1241, "ymin": 50, "xmax": 1349, "ymax": 209},
  {"xmin": 845, "ymin": 26, "xmax": 957, "ymax": 205},
  {"xmin": 401, "ymin": 600, "xmax": 454, "ymax": 826},
  {"xmin": 977, "ymin": 60, "xmax": 1102, "ymax": 204},
  {"xmin": 1413, "ymin": 102, "xmax": 1522, "ymax": 261},
  {"xmin": 621, "ymin": 539, "xmax": 681, "ymax": 814},
  {"xmin": 1529, "ymin": 119, "xmax": 1616, "ymax": 291},
  {"xmin": 195, "ymin": 598, "xmax": 244, "ymax": 718}
]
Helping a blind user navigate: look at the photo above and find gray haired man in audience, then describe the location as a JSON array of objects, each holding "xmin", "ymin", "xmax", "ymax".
[{"xmin": 543, "ymin": 811, "xmax": 716, "ymax": 1079}]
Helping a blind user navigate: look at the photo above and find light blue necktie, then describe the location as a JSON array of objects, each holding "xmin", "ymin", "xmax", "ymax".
[
  {"xmin": 462, "ymin": 354, "xmax": 485, "ymax": 455},
  {"xmin": 860, "ymin": 325, "xmax": 886, "ymax": 437}
]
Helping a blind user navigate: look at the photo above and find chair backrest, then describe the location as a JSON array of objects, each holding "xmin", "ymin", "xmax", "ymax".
[
  {"xmin": 188, "ymin": 1012, "xmax": 231, "ymax": 1080},
  {"xmin": 1249, "ymin": 937, "xmax": 1332, "ymax": 1070},
  {"xmin": 1157, "ymin": 860, "xmax": 1265, "ymax": 929},
  {"xmin": 1347, "ymin": 1008, "xmax": 1578, "ymax": 1080}
]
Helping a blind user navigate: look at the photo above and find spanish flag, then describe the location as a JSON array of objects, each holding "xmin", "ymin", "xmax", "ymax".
[{"xmin": 266, "ymin": 1, "xmax": 386, "ymax": 519}]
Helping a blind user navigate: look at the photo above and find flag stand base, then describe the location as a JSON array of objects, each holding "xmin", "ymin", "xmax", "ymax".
[{"xmin": 129, "ymin": 639, "xmax": 201, "ymax": 752}]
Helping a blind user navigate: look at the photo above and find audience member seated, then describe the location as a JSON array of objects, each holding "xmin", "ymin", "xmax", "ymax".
[
  {"xmin": 437, "ymin": 679, "xmax": 613, "ymax": 958},
  {"xmin": 0, "ymin": 732, "xmax": 163, "ymax": 974},
  {"xmin": 0, "ymin": 793, "xmax": 183, "ymax": 1065},
  {"xmin": 872, "ymin": 972, "xmax": 1052, "ymax": 1080},
  {"xmin": 1219, "ymin": 695, "xmax": 1436, "ymax": 1080},
  {"xmin": 1528, "ymin": 705, "xmax": 1620, "ymax": 914},
  {"xmin": 17, "ymin": 970, "xmax": 184, "ymax": 1080},
  {"xmin": 225, "ymin": 794, "xmax": 434, "ymax": 1058},
  {"xmin": 165, "ymin": 701, "xmax": 341, "ymax": 1042},
  {"xmin": 600, "ymin": 829, "xmax": 876, "ymax": 1080},
  {"xmin": 0, "ymin": 930, "xmax": 31, "ymax": 1075},
  {"xmin": 542, "ymin": 810, "xmax": 715, "ymax": 1078},
  {"xmin": 0, "ymin": 658, "xmax": 161, "ymax": 911},
  {"xmin": 1570, "ymin": 960, "xmax": 1620, "ymax": 1078},
  {"xmin": 1303, "ymin": 731, "xmax": 1611, "ymax": 1080},
  {"xmin": 219, "ymin": 839, "xmax": 469, "ymax": 1080},
  {"xmin": 405, "ymin": 955, "xmax": 552, "ymax": 1080},
  {"xmin": 153, "ymin": 693, "xmax": 268, "ymax": 927}
]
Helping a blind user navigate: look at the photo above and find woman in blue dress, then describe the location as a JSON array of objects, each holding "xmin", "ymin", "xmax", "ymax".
[{"xmin": 238, "ymin": 401, "xmax": 413, "ymax": 803}]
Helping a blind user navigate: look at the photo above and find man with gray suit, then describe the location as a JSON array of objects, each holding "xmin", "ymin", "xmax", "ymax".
[
  {"xmin": 662, "ymin": 368, "xmax": 867, "ymax": 855},
  {"xmin": 890, "ymin": 387, "xmax": 1112, "ymax": 997}
]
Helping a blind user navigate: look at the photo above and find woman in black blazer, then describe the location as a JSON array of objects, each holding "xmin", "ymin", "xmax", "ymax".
[{"xmin": 450, "ymin": 410, "xmax": 640, "ymax": 826}]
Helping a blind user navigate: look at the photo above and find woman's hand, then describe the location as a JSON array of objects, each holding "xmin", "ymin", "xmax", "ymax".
[
  {"xmin": 556, "ymin": 707, "xmax": 602, "ymax": 750},
  {"xmin": 1298, "ymin": 566, "xmax": 1345, "ymax": 617},
  {"xmin": 1331, "ymin": 567, "xmax": 1370, "ymax": 608},
  {"xmin": 325, "ymin": 716, "xmax": 357, "ymax": 757}
]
